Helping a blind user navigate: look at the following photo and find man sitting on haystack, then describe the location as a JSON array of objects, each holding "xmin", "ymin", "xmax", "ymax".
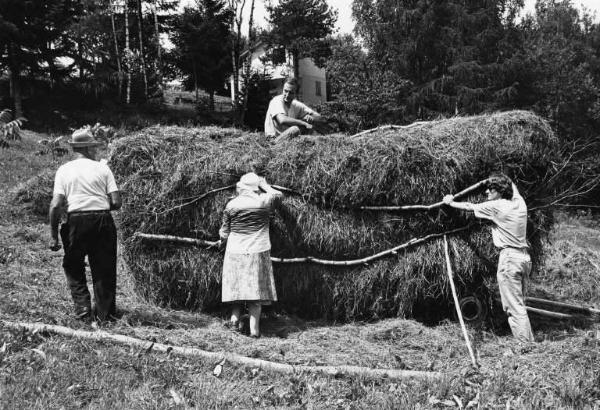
[
  {"xmin": 443, "ymin": 173, "xmax": 534, "ymax": 343},
  {"xmin": 49, "ymin": 128, "xmax": 121, "ymax": 324},
  {"xmin": 264, "ymin": 77, "xmax": 322, "ymax": 139}
]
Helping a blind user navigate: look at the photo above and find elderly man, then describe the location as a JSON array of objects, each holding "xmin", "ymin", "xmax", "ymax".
[
  {"xmin": 443, "ymin": 174, "xmax": 534, "ymax": 343},
  {"xmin": 264, "ymin": 77, "xmax": 322, "ymax": 139},
  {"xmin": 49, "ymin": 128, "xmax": 121, "ymax": 323}
]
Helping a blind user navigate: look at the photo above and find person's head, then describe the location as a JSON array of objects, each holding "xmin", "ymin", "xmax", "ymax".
[
  {"xmin": 485, "ymin": 173, "xmax": 513, "ymax": 200},
  {"xmin": 236, "ymin": 172, "xmax": 261, "ymax": 194},
  {"xmin": 282, "ymin": 77, "xmax": 298, "ymax": 104},
  {"xmin": 68, "ymin": 128, "xmax": 103, "ymax": 160}
]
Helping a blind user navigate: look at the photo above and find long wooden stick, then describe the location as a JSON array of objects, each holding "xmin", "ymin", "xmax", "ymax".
[
  {"xmin": 0, "ymin": 320, "xmax": 442, "ymax": 381},
  {"xmin": 360, "ymin": 180, "xmax": 488, "ymax": 211},
  {"xmin": 525, "ymin": 306, "xmax": 574, "ymax": 320},
  {"xmin": 443, "ymin": 235, "xmax": 478, "ymax": 368},
  {"xmin": 526, "ymin": 297, "xmax": 600, "ymax": 316},
  {"xmin": 135, "ymin": 226, "xmax": 470, "ymax": 266},
  {"xmin": 134, "ymin": 232, "xmax": 218, "ymax": 247},
  {"xmin": 350, "ymin": 121, "xmax": 437, "ymax": 138}
]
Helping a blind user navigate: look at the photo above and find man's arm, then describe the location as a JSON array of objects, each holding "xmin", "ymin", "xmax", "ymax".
[
  {"xmin": 109, "ymin": 191, "xmax": 122, "ymax": 210},
  {"xmin": 511, "ymin": 182, "xmax": 523, "ymax": 201},
  {"xmin": 274, "ymin": 113, "xmax": 312, "ymax": 130},
  {"xmin": 443, "ymin": 194, "xmax": 475, "ymax": 212},
  {"xmin": 49, "ymin": 194, "xmax": 66, "ymax": 251}
]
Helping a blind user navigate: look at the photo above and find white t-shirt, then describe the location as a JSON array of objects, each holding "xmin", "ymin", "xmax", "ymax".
[
  {"xmin": 53, "ymin": 158, "xmax": 119, "ymax": 213},
  {"xmin": 264, "ymin": 95, "xmax": 314, "ymax": 137},
  {"xmin": 472, "ymin": 188, "xmax": 528, "ymax": 250}
]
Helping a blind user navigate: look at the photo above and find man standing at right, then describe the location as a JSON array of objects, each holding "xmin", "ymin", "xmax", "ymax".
[
  {"xmin": 443, "ymin": 174, "xmax": 534, "ymax": 343},
  {"xmin": 264, "ymin": 77, "xmax": 321, "ymax": 139}
]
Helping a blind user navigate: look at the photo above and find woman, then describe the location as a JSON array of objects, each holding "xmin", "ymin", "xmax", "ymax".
[{"xmin": 218, "ymin": 172, "xmax": 282, "ymax": 337}]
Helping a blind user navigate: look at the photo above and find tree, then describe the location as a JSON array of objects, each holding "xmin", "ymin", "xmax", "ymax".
[
  {"xmin": 171, "ymin": 0, "xmax": 233, "ymax": 110},
  {"xmin": 323, "ymin": 34, "xmax": 411, "ymax": 132},
  {"xmin": 265, "ymin": 0, "xmax": 337, "ymax": 80},
  {"xmin": 0, "ymin": 0, "xmax": 82, "ymax": 117},
  {"xmin": 352, "ymin": 0, "xmax": 528, "ymax": 119}
]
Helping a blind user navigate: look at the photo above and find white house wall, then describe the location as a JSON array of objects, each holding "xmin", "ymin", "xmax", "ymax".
[{"xmin": 231, "ymin": 47, "xmax": 327, "ymax": 106}]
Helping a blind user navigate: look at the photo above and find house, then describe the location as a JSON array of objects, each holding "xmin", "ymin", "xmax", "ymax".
[{"xmin": 231, "ymin": 42, "xmax": 327, "ymax": 106}]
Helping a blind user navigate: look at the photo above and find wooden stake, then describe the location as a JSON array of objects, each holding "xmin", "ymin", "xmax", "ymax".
[
  {"xmin": 443, "ymin": 235, "xmax": 479, "ymax": 368},
  {"xmin": 1, "ymin": 320, "xmax": 442, "ymax": 381}
]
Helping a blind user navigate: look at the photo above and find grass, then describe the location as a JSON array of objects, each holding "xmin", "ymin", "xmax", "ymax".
[{"xmin": 1, "ymin": 129, "xmax": 600, "ymax": 409}]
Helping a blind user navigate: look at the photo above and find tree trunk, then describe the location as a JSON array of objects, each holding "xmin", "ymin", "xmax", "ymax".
[
  {"xmin": 193, "ymin": 59, "xmax": 198, "ymax": 102},
  {"xmin": 7, "ymin": 45, "xmax": 23, "ymax": 118},
  {"xmin": 209, "ymin": 90, "xmax": 215, "ymax": 112},
  {"xmin": 238, "ymin": 0, "xmax": 255, "ymax": 125},
  {"xmin": 228, "ymin": 0, "xmax": 244, "ymax": 125},
  {"xmin": 136, "ymin": 0, "xmax": 148, "ymax": 100},
  {"xmin": 153, "ymin": 0, "xmax": 162, "ymax": 91},
  {"xmin": 111, "ymin": 1, "xmax": 123, "ymax": 100},
  {"xmin": 125, "ymin": 0, "xmax": 131, "ymax": 104}
]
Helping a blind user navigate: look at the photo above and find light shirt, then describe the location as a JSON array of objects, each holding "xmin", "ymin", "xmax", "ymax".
[
  {"xmin": 53, "ymin": 158, "xmax": 119, "ymax": 213},
  {"xmin": 264, "ymin": 95, "xmax": 314, "ymax": 137},
  {"xmin": 219, "ymin": 190, "xmax": 282, "ymax": 253},
  {"xmin": 472, "ymin": 187, "xmax": 528, "ymax": 249}
]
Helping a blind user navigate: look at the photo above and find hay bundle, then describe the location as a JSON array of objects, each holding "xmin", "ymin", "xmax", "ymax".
[
  {"xmin": 110, "ymin": 112, "xmax": 557, "ymax": 321},
  {"xmin": 13, "ymin": 169, "xmax": 55, "ymax": 216}
]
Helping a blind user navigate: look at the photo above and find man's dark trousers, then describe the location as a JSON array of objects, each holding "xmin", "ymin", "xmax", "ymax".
[{"xmin": 60, "ymin": 212, "xmax": 117, "ymax": 321}]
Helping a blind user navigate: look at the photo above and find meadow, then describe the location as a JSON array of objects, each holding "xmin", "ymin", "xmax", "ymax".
[{"xmin": 0, "ymin": 130, "xmax": 599, "ymax": 409}]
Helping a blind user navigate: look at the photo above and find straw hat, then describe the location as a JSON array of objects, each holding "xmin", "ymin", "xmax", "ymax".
[
  {"xmin": 237, "ymin": 172, "xmax": 261, "ymax": 192},
  {"xmin": 67, "ymin": 128, "xmax": 103, "ymax": 147}
]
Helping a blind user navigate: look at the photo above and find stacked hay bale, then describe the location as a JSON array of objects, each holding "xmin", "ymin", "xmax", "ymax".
[{"xmin": 110, "ymin": 112, "xmax": 557, "ymax": 321}]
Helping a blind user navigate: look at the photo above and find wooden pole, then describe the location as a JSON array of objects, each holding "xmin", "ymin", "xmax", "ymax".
[
  {"xmin": 360, "ymin": 180, "xmax": 488, "ymax": 211},
  {"xmin": 526, "ymin": 297, "xmax": 600, "ymax": 316},
  {"xmin": 525, "ymin": 306, "xmax": 575, "ymax": 320},
  {"xmin": 1, "ymin": 320, "xmax": 442, "ymax": 381},
  {"xmin": 134, "ymin": 226, "xmax": 470, "ymax": 266},
  {"xmin": 443, "ymin": 235, "xmax": 479, "ymax": 368}
]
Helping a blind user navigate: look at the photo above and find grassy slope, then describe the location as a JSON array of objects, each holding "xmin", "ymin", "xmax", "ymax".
[{"xmin": 0, "ymin": 131, "xmax": 599, "ymax": 409}]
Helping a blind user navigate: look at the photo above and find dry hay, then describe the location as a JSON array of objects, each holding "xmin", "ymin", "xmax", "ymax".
[
  {"xmin": 12, "ymin": 169, "xmax": 55, "ymax": 216},
  {"xmin": 109, "ymin": 111, "xmax": 557, "ymax": 321}
]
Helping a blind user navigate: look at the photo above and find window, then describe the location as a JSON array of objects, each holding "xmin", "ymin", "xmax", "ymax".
[{"xmin": 315, "ymin": 80, "xmax": 322, "ymax": 97}]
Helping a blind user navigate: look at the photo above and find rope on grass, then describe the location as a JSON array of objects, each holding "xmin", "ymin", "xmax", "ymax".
[
  {"xmin": 0, "ymin": 320, "xmax": 443, "ymax": 381},
  {"xmin": 134, "ymin": 225, "xmax": 471, "ymax": 266}
]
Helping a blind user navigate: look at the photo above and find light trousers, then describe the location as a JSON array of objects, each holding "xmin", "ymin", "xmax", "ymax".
[{"xmin": 497, "ymin": 248, "xmax": 534, "ymax": 343}]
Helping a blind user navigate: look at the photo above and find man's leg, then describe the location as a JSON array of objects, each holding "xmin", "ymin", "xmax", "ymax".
[
  {"xmin": 61, "ymin": 220, "xmax": 92, "ymax": 319},
  {"xmin": 497, "ymin": 252, "xmax": 534, "ymax": 343},
  {"xmin": 275, "ymin": 126, "xmax": 301, "ymax": 141},
  {"xmin": 87, "ymin": 215, "xmax": 118, "ymax": 321}
]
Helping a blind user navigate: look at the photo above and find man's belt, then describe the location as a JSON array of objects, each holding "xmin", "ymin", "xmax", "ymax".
[{"xmin": 68, "ymin": 210, "xmax": 111, "ymax": 216}]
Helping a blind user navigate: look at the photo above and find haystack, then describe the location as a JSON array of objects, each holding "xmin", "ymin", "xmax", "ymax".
[{"xmin": 109, "ymin": 111, "xmax": 557, "ymax": 321}]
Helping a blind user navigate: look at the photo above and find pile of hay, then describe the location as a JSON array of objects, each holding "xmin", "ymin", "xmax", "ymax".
[
  {"xmin": 13, "ymin": 169, "xmax": 55, "ymax": 217},
  {"xmin": 109, "ymin": 111, "xmax": 557, "ymax": 321}
]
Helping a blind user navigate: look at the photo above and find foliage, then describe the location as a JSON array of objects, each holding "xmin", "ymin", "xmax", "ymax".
[
  {"xmin": 352, "ymin": 0, "xmax": 528, "ymax": 120},
  {"xmin": 171, "ymin": 0, "xmax": 232, "ymax": 111},
  {"xmin": 264, "ymin": 0, "xmax": 337, "ymax": 78},
  {"xmin": 0, "ymin": 109, "xmax": 27, "ymax": 146},
  {"xmin": 321, "ymin": 35, "xmax": 412, "ymax": 132}
]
